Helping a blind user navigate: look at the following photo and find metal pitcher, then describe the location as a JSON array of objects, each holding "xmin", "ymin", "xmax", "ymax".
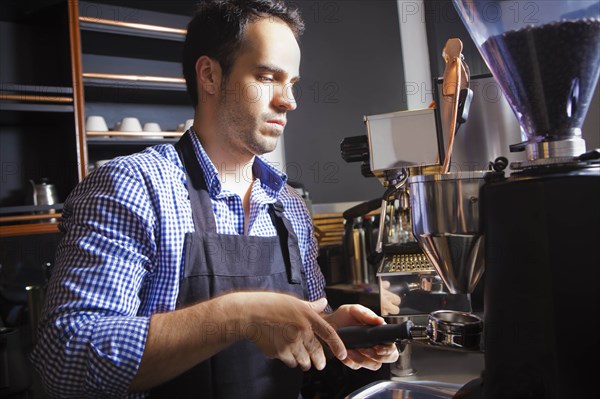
[{"xmin": 29, "ymin": 178, "xmax": 58, "ymax": 207}]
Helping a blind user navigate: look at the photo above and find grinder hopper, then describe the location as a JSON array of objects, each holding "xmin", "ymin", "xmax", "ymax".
[
  {"xmin": 408, "ymin": 171, "xmax": 486, "ymax": 295},
  {"xmin": 452, "ymin": 0, "xmax": 600, "ymax": 161}
]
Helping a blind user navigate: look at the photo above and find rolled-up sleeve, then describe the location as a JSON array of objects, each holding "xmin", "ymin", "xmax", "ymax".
[{"xmin": 32, "ymin": 162, "xmax": 157, "ymax": 398}]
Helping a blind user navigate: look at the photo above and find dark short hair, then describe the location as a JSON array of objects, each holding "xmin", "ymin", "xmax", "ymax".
[{"xmin": 183, "ymin": 0, "xmax": 305, "ymax": 107}]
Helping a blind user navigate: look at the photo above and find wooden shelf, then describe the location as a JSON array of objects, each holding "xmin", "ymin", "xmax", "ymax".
[
  {"xmin": 0, "ymin": 222, "xmax": 60, "ymax": 237},
  {"xmin": 79, "ymin": 16, "xmax": 186, "ymax": 42},
  {"xmin": 0, "ymin": 204, "xmax": 64, "ymax": 216},
  {"xmin": 0, "ymin": 84, "xmax": 74, "ymax": 95},
  {"xmin": 82, "ymin": 72, "xmax": 186, "ymax": 91},
  {"xmin": 0, "ymin": 213, "xmax": 61, "ymax": 224},
  {"xmin": 87, "ymin": 131, "xmax": 181, "ymax": 146},
  {"xmin": 0, "ymin": 204, "xmax": 63, "ymax": 237},
  {"xmin": 87, "ymin": 131, "xmax": 183, "ymax": 143},
  {"xmin": 0, "ymin": 84, "xmax": 75, "ymax": 112},
  {"xmin": 0, "ymin": 94, "xmax": 72, "ymax": 103},
  {"xmin": 0, "ymin": 3, "xmax": 78, "ymax": 238},
  {"xmin": 0, "ymin": 103, "xmax": 74, "ymax": 112},
  {"xmin": 87, "ymin": 131, "xmax": 183, "ymax": 138}
]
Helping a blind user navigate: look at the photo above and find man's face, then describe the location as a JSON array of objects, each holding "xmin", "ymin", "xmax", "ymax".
[{"xmin": 215, "ymin": 17, "xmax": 300, "ymax": 157}]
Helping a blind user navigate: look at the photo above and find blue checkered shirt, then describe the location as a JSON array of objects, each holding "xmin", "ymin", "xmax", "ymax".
[{"xmin": 31, "ymin": 130, "xmax": 325, "ymax": 398}]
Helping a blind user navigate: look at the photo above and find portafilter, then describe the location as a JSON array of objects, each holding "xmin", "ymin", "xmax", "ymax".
[{"xmin": 337, "ymin": 310, "xmax": 483, "ymax": 351}]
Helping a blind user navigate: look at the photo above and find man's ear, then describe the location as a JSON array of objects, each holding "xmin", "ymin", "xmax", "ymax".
[{"xmin": 196, "ymin": 56, "xmax": 222, "ymax": 97}]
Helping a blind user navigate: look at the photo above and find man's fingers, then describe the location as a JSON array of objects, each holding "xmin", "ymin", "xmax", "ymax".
[
  {"xmin": 305, "ymin": 333, "xmax": 326, "ymax": 370},
  {"xmin": 386, "ymin": 293, "xmax": 401, "ymax": 306},
  {"xmin": 285, "ymin": 327, "xmax": 327, "ymax": 371},
  {"xmin": 341, "ymin": 357, "xmax": 361, "ymax": 370},
  {"xmin": 311, "ymin": 316, "xmax": 347, "ymax": 361},
  {"xmin": 374, "ymin": 344, "xmax": 399, "ymax": 360},
  {"xmin": 354, "ymin": 305, "xmax": 385, "ymax": 325},
  {"xmin": 278, "ymin": 349, "xmax": 298, "ymax": 369},
  {"xmin": 346, "ymin": 349, "xmax": 382, "ymax": 371},
  {"xmin": 356, "ymin": 347, "xmax": 378, "ymax": 360},
  {"xmin": 290, "ymin": 342, "xmax": 311, "ymax": 371}
]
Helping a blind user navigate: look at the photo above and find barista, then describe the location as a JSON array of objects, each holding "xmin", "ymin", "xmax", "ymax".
[{"xmin": 31, "ymin": 1, "xmax": 399, "ymax": 397}]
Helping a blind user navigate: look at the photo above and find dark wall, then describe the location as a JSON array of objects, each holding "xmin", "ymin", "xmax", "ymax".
[
  {"xmin": 284, "ymin": 1, "xmax": 407, "ymax": 204},
  {"xmin": 424, "ymin": 0, "xmax": 490, "ymax": 78}
]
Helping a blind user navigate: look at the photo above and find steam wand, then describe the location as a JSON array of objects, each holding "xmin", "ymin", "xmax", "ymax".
[{"xmin": 374, "ymin": 171, "xmax": 409, "ymax": 254}]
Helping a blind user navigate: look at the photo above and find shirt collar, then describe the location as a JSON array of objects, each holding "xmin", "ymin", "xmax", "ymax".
[{"xmin": 187, "ymin": 129, "xmax": 288, "ymax": 198}]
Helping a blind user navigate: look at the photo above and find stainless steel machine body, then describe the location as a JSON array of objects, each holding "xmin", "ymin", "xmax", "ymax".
[
  {"xmin": 363, "ymin": 103, "xmax": 483, "ymax": 377},
  {"xmin": 408, "ymin": 171, "xmax": 486, "ymax": 295},
  {"xmin": 365, "ymin": 108, "xmax": 440, "ymax": 183}
]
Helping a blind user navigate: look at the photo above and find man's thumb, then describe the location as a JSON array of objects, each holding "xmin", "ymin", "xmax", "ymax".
[{"xmin": 308, "ymin": 297, "xmax": 328, "ymax": 313}]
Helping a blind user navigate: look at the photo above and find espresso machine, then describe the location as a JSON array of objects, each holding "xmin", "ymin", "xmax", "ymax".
[
  {"xmin": 340, "ymin": 1, "xmax": 600, "ymax": 398},
  {"xmin": 341, "ymin": 50, "xmax": 484, "ymax": 377}
]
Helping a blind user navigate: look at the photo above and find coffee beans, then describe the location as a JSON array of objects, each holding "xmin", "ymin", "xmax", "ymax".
[{"xmin": 481, "ymin": 19, "xmax": 600, "ymax": 140}]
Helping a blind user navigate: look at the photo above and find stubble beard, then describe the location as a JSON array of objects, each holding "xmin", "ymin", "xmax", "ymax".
[{"xmin": 218, "ymin": 96, "xmax": 280, "ymax": 157}]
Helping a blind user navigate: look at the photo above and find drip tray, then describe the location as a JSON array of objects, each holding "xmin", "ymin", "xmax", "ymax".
[
  {"xmin": 346, "ymin": 342, "xmax": 484, "ymax": 398},
  {"xmin": 345, "ymin": 380, "xmax": 456, "ymax": 398}
]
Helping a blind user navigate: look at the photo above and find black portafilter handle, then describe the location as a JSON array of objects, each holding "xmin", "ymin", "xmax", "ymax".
[
  {"xmin": 342, "ymin": 198, "xmax": 381, "ymax": 220},
  {"xmin": 337, "ymin": 321, "xmax": 427, "ymax": 349}
]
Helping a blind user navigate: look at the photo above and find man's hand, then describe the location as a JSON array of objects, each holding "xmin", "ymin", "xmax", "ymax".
[
  {"xmin": 323, "ymin": 304, "xmax": 399, "ymax": 370},
  {"xmin": 380, "ymin": 280, "xmax": 401, "ymax": 316},
  {"xmin": 236, "ymin": 292, "xmax": 347, "ymax": 371}
]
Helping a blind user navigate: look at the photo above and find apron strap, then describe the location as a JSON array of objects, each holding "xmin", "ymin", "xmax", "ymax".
[
  {"xmin": 268, "ymin": 201, "xmax": 304, "ymax": 285},
  {"xmin": 174, "ymin": 133, "xmax": 217, "ymax": 232}
]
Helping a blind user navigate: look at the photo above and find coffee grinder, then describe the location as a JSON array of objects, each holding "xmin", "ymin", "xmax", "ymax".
[
  {"xmin": 451, "ymin": 1, "xmax": 600, "ymax": 397},
  {"xmin": 341, "ymin": 1, "xmax": 599, "ymax": 397},
  {"xmin": 401, "ymin": 0, "xmax": 600, "ymax": 396}
]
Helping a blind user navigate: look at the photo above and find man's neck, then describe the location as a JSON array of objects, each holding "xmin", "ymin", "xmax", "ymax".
[
  {"xmin": 192, "ymin": 124, "xmax": 255, "ymax": 232},
  {"xmin": 219, "ymin": 157, "xmax": 254, "ymax": 235}
]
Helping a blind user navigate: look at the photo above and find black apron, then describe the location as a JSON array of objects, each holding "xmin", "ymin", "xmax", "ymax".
[{"xmin": 149, "ymin": 133, "xmax": 307, "ymax": 398}]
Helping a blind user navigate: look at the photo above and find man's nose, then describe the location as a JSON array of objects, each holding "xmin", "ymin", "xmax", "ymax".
[{"xmin": 273, "ymin": 83, "xmax": 297, "ymax": 111}]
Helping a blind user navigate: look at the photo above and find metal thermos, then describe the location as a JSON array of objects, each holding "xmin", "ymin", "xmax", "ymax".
[
  {"xmin": 344, "ymin": 218, "xmax": 369, "ymax": 285},
  {"xmin": 342, "ymin": 199, "xmax": 381, "ymax": 285}
]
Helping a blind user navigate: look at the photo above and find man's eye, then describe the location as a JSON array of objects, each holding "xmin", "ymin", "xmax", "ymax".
[{"xmin": 258, "ymin": 76, "xmax": 274, "ymax": 83}]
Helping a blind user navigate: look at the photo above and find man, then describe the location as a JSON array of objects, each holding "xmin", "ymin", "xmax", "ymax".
[{"xmin": 32, "ymin": 1, "xmax": 398, "ymax": 397}]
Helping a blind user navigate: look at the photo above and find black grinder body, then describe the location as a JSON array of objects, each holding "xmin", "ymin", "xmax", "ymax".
[{"xmin": 481, "ymin": 164, "xmax": 600, "ymax": 399}]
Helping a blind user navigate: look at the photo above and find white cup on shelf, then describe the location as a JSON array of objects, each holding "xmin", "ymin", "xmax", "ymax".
[
  {"xmin": 143, "ymin": 122, "xmax": 162, "ymax": 132},
  {"xmin": 183, "ymin": 119, "xmax": 194, "ymax": 132},
  {"xmin": 176, "ymin": 123, "xmax": 185, "ymax": 132},
  {"xmin": 120, "ymin": 117, "xmax": 143, "ymax": 132},
  {"xmin": 85, "ymin": 115, "xmax": 108, "ymax": 132}
]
